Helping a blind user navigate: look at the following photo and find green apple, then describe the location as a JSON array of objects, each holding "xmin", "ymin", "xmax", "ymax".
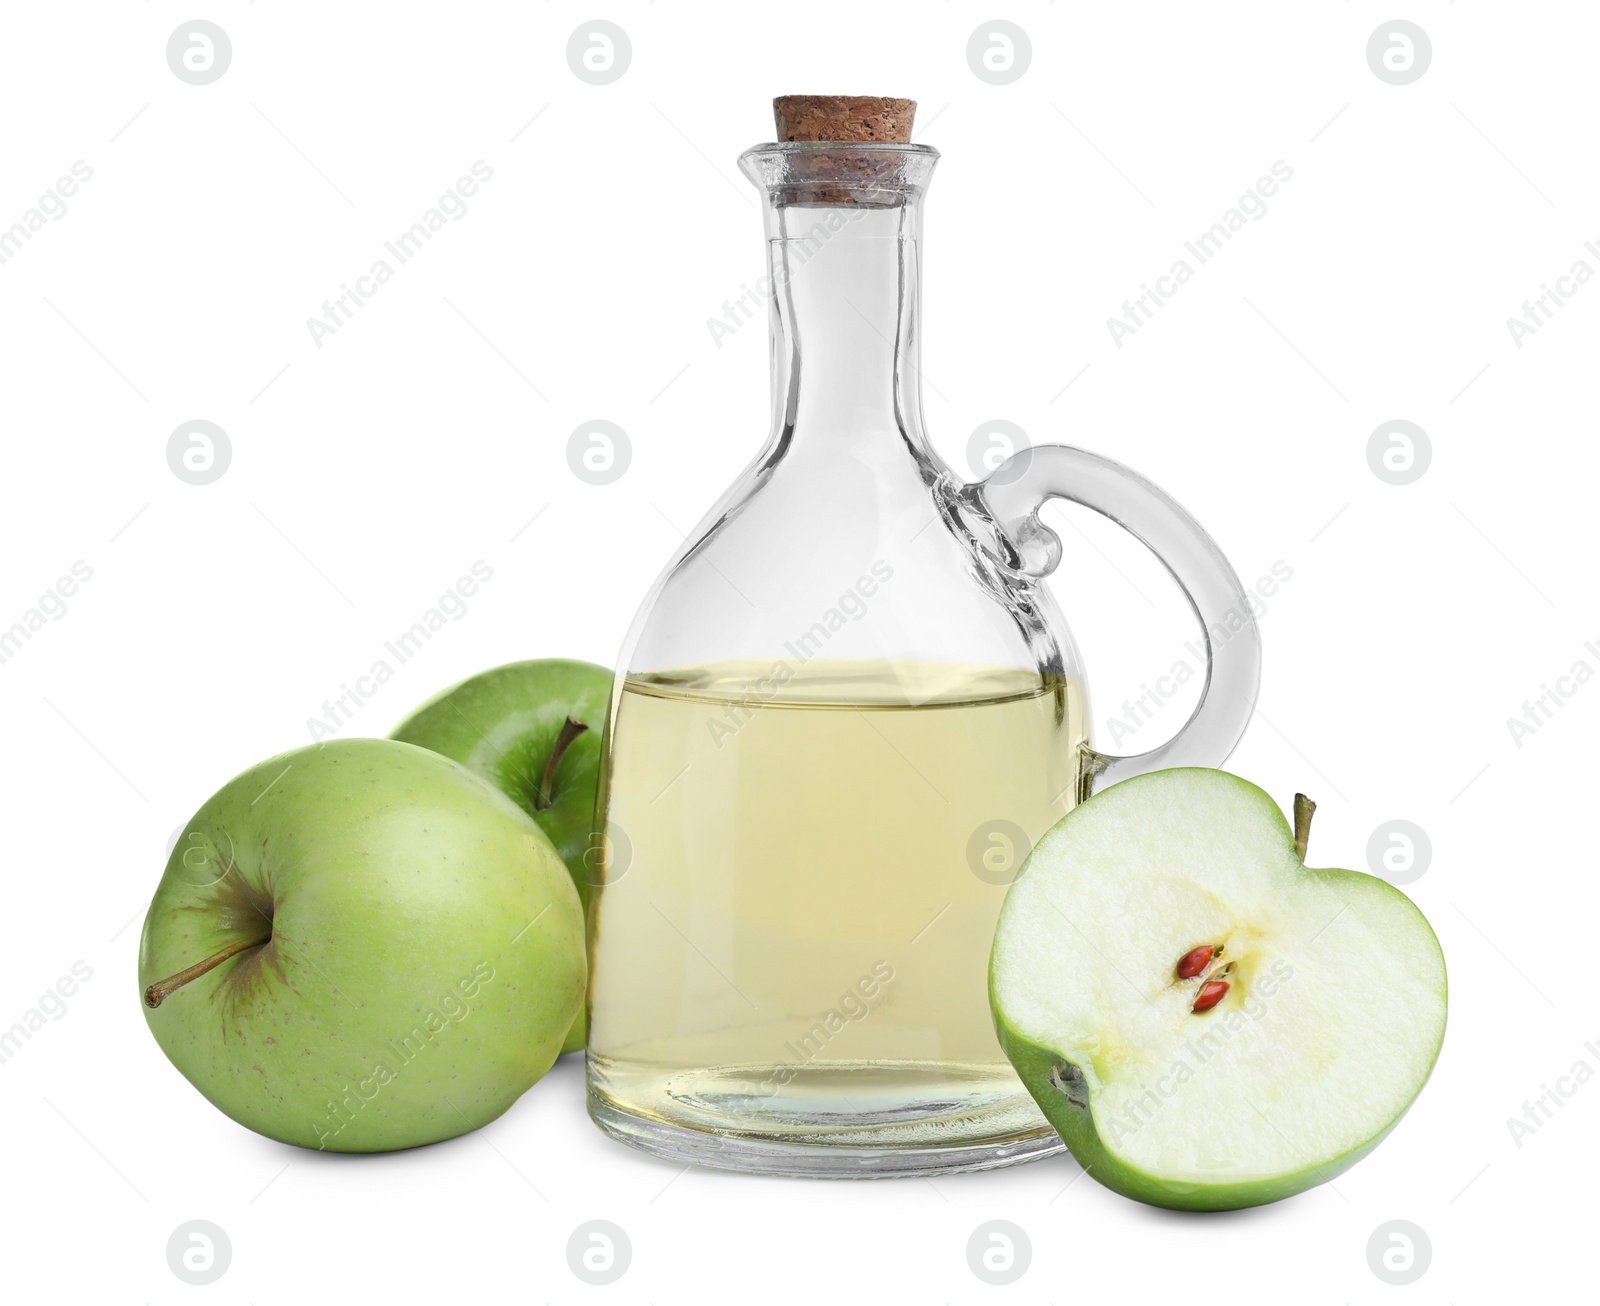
[
  {"xmin": 389, "ymin": 658, "xmax": 612, "ymax": 1053},
  {"xmin": 139, "ymin": 738, "xmax": 585, "ymax": 1153},
  {"xmin": 991, "ymin": 768, "xmax": 1446, "ymax": 1211}
]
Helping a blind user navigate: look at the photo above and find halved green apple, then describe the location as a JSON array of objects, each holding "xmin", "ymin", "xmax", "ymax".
[{"xmin": 990, "ymin": 768, "xmax": 1446, "ymax": 1211}]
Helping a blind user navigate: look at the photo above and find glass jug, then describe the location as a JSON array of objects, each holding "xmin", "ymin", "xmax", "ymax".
[{"xmin": 585, "ymin": 99, "xmax": 1261, "ymax": 1177}]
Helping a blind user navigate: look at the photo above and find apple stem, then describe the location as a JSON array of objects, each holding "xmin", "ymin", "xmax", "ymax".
[
  {"xmin": 534, "ymin": 716, "xmax": 589, "ymax": 811},
  {"xmin": 1294, "ymin": 793, "xmax": 1316, "ymax": 860},
  {"xmin": 144, "ymin": 935, "xmax": 271, "ymax": 1009}
]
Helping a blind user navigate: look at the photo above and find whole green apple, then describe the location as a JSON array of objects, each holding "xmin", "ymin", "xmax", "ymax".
[
  {"xmin": 991, "ymin": 768, "xmax": 1447, "ymax": 1211},
  {"xmin": 139, "ymin": 738, "xmax": 585, "ymax": 1153},
  {"xmin": 389, "ymin": 658, "xmax": 612, "ymax": 1053}
]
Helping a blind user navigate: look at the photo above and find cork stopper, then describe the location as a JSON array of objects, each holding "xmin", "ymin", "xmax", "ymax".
[
  {"xmin": 764, "ymin": 95, "xmax": 921, "ymax": 207},
  {"xmin": 773, "ymin": 95, "xmax": 916, "ymax": 143}
]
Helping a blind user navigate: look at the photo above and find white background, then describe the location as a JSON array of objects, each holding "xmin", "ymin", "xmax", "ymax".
[{"xmin": 0, "ymin": 1, "xmax": 1590, "ymax": 1300}]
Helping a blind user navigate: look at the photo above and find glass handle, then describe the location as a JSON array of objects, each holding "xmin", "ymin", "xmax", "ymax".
[{"xmin": 975, "ymin": 444, "xmax": 1261, "ymax": 791}]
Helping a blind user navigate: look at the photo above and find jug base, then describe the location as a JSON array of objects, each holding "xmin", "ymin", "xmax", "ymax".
[{"xmin": 586, "ymin": 1076, "xmax": 1066, "ymax": 1179}]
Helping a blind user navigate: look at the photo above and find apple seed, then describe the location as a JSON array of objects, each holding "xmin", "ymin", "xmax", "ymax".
[
  {"xmin": 1176, "ymin": 945, "xmax": 1214, "ymax": 979},
  {"xmin": 1191, "ymin": 980, "xmax": 1229, "ymax": 1013}
]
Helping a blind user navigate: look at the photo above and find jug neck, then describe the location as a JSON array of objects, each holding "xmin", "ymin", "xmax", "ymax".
[{"xmin": 740, "ymin": 144, "xmax": 939, "ymax": 459}]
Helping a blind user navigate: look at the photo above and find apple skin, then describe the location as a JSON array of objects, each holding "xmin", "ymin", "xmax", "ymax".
[
  {"xmin": 139, "ymin": 738, "xmax": 586, "ymax": 1153},
  {"xmin": 389, "ymin": 659, "xmax": 612, "ymax": 1054},
  {"xmin": 992, "ymin": 1019, "xmax": 1408, "ymax": 1212},
  {"xmin": 990, "ymin": 769, "xmax": 1448, "ymax": 1212}
]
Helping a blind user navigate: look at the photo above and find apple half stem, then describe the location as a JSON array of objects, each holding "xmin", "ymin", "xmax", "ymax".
[
  {"xmin": 1293, "ymin": 793, "xmax": 1316, "ymax": 860},
  {"xmin": 534, "ymin": 716, "xmax": 589, "ymax": 811},
  {"xmin": 144, "ymin": 934, "xmax": 271, "ymax": 1009}
]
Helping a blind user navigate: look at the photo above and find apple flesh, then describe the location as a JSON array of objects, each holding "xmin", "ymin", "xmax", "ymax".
[
  {"xmin": 990, "ymin": 768, "xmax": 1447, "ymax": 1211},
  {"xmin": 139, "ymin": 738, "xmax": 586, "ymax": 1153},
  {"xmin": 389, "ymin": 658, "xmax": 612, "ymax": 1054}
]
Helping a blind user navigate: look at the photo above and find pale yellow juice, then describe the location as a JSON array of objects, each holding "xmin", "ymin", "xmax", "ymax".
[{"xmin": 587, "ymin": 659, "xmax": 1088, "ymax": 1148}]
